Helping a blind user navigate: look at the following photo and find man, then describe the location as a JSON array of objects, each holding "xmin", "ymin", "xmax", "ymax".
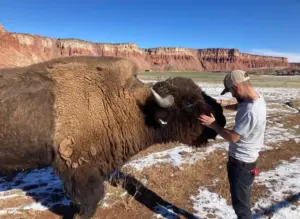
[{"xmin": 199, "ymin": 70, "xmax": 266, "ymax": 219}]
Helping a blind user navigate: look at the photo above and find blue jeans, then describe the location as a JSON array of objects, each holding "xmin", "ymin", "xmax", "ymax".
[{"xmin": 227, "ymin": 158, "xmax": 256, "ymax": 219}]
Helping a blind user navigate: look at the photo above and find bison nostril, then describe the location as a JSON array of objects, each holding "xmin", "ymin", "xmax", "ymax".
[{"xmin": 96, "ymin": 66, "xmax": 103, "ymax": 71}]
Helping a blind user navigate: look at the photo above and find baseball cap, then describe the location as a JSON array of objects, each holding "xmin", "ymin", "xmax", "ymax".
[{"xmin": 220, "ymin": 70, "xmax": 250, "ymax": 95}]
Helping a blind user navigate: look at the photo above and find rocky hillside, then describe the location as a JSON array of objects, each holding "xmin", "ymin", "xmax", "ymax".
[{"xmin": 0, "ymin": 24, "xmax": 289, "ymax": 72}]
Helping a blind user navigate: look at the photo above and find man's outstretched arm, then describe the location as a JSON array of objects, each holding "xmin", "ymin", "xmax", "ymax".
[{"xmin": 217, "ymin": 99, "xmax": 238, "ymax": 111}]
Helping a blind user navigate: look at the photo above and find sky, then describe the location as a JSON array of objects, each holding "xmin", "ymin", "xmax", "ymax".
[{"xmin": 0, "ymin": 0, "xmax": 300, "ymax": 62}]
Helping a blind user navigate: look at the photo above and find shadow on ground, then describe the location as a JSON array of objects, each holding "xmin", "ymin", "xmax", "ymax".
[
  {"xmin": 252, "ymin": 192, "xmax": 300, "ymax": 218},
  {"xmin": 109, "ymin": 171, "xmax": 200, "ymax": 219},
  {"xmin": 0, "ymin": 167, "xmax": 75, "ymax": 219}
]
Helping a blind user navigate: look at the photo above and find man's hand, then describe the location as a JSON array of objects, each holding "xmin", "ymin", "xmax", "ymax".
[
  {"xmin": 216, "ymin": 100, "xmax": 223, "ymax": 105},
  {"xmin": 198, "ymin": 113, "xmax": 216, "ymax": 128},
  {"xmin": 198, "ymin": 112, "xmax": 241, "ymax": 143}
]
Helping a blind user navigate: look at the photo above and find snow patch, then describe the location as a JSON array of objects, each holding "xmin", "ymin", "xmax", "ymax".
[
  {"xmin": 254, "ymin": 158, "xmax": 300, "ymax": 203},
  {"xmin": 264, "ymin": 124, "xmax": 299, "ymax": 144},
  {"xmin": 190, "ymin": 187, "xmax": 237, "ymax": 219},
  {"xmin": 125, "ymin": 142, "xmax": 229, "ymax": 171},
  {"xmin": 252, "ymin": 158, "xmax": 300, "ymax": 218}
]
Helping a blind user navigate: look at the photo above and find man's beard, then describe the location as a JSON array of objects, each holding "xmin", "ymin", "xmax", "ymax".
[
  {"xmin": 232, "ymin": 91, "xmax": 244, "ymax": 103},
  {"xmin": 236, "ymin": 96, "xmax": 244, "ymax": 103}
]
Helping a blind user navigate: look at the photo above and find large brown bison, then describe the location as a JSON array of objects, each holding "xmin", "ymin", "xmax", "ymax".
[{"xmin": 0, "ymin": 56, "xmax": 226, "ymax": 219}]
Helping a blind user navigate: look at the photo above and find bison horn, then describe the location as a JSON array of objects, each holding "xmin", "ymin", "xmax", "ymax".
[{"xmin": 150, "ymin": 88, "xmax": 174, "ymax": 108}]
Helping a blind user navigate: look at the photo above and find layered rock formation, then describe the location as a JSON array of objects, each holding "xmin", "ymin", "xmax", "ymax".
[
  {"xmin": 0, "ymin": 24, "xmax": 289, "ymax": 72},
  {"xmin": 0, "ymin": 24, "xmax": 150, "ymax": 70},
  {"xmin": 289, "ymin": 63, "xmax": 300, "ymax": 68}
]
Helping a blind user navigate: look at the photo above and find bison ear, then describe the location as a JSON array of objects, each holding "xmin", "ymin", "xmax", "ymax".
[{"xmin": 150, "ymin": 88, "xmax": 174, "ymax": 108}]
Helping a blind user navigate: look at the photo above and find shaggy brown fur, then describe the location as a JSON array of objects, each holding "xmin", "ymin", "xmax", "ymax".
[
  {"xmin": 0, "ymin": 56, "xmax": 226, "ymax": 219},
  {"xmin": 0, "ymin": 65, "xmax": 55, "ymax": 174}
]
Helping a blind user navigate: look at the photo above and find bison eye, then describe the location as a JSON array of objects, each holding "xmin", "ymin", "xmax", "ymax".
[
  {"xmin": 183, "ymin": 101, "xmax": 194, "ymax": 113},
  {"xmin": 154, "ymin": 109, "xmax": 170, "ymax": 126},
  {"xmin": 158, "ymin": 119, "xmax": 168, "ymax": 125}
]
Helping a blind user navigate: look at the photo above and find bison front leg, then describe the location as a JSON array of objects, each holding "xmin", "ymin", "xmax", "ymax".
[{"xmin": 62, "ymin": 166, "xmax": 105, "ymax": 219}]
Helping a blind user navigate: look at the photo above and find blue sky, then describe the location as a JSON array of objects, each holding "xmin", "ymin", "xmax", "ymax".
[{"xmin": 1, "ymin": 0, "xmax": 300, "ymax": 61}]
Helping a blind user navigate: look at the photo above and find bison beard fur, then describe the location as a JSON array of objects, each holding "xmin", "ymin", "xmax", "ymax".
[{"xmin": 0, "ymin": 56, "xmax": 226, "ymax": 219}]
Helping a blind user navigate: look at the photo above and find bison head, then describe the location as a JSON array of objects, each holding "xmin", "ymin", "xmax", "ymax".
[{"xmin": 141, "ymin": 77, "xmax": 226, "ymax": 147}]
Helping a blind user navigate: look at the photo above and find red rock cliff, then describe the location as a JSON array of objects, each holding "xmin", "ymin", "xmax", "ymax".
[{"xmin": 0, "ymin": 24, "xmax": 289, "ymax": 72}]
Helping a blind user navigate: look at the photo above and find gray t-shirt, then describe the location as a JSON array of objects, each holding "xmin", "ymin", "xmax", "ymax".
[{"xmin": 229, "ymin": 92, "xmax": 267, "ymax": 163}]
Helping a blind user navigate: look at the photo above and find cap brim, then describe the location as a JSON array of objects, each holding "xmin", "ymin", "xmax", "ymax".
[{"xmin": 220, "ymin": 88, "xmax": 229, "ymax": 95}]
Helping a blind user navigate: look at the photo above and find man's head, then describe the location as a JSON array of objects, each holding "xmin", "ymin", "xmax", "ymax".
[{"xmin": 221, "ymin": 70, "xmax": 252, "ymax": 102}]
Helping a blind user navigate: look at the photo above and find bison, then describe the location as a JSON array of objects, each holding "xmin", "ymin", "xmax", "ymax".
[{"xmin": 0, "ymin": 56, "xmax": 226, "ymax": 219}]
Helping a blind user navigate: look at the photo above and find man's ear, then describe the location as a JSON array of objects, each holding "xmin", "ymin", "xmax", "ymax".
[{"xmin": 232, "ymin": 84, "xmax": 239, "ymax": 92}]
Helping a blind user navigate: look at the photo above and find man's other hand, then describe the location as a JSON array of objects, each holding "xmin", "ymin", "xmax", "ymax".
[
  {"xmin": 217, "ymin": 99, "xmax": 238, "ymax": 111},
  {"xmin": 198, "ymin": 113, "xmax": 216, "ymax": 128}
]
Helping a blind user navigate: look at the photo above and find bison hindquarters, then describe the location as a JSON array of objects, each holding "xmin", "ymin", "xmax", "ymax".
[{"xmin": 60, "ymin": 166, "xmax": 104, "ymax": 219}]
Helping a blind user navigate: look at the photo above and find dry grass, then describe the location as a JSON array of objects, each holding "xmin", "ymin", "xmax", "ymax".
[
  {"xmin": 285, "ymin": 113, "xmax": 300, "ymax": 130},
  {"xmin": 286, "ymin": 99, "xmax": 300, "ymax": 112},
  {"xmin": 0, "ymin": 209, "xmax": 61, "ymax": 219},
  {"xmin": 258, "ymin": 140, "xmax": 300, "ymax": 171},
  {"xmin": 94, "ymin": 141, "xmax": 228, "ymax": 218}
]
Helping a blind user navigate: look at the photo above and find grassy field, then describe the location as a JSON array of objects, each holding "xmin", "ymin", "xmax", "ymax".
[{"xmin": 138, "ymin": 71, "xmax": 300, "ymax": 88}]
